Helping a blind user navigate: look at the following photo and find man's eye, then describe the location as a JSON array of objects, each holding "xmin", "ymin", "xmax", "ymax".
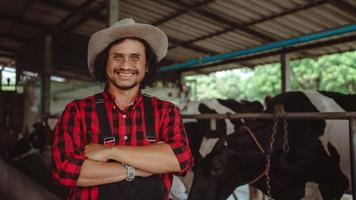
[
  {"xmin": 114, "ymin": 57, "xmax": 124, "ymax": 61},
  {"xmin": 132, "ymin": 57, "xmax": 139, "ymax": 61}
]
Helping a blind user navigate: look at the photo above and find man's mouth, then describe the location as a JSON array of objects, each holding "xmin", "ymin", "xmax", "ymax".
[{"xmin": 114, "ymin": 69, "xmax": 138, "ymax": 77}]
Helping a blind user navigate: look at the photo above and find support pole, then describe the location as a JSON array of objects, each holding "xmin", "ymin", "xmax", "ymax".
[
  {"xmin": 281, "ymin": 53, "xmax": 290, "ymax": 93},
  {"xmin": 40, "ymin": 35, "xmax": 52, "ymax": 117},
  {"xmin": 15, "ymin": 62, "xmax": 22, "ymax": 88},
  {"xmin": 0, "ymin": 66, "xmax": 3, "ymax": 91},
  {"xmin": 107, "ymin": 0, "xmax": 119, "ymax": 26},
  {"xmin": 349, "ymin": 117, "xmax": 356, "ymax": 199}
]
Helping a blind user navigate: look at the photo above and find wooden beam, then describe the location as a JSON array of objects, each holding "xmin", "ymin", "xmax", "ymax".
[
  {"xmin": 37, "ymin": 0, "xmax": 76, "ymax": 12},
  {"xmin": 0, "ymin": 12, "xmax": 50, "ymax": 30},
  {"xmin": 38, "ymin": 0, "xmax": 106, "ymax": 22},
  {"xmin": 1, "ymin": 0, "xmax": 36, "ymax": 58},
  {"xmin": 62, "ymin": 2, "xmax": 106, "ymax": 32},
  {"xmin": 53, "ymin": 0, "xmax": 97, "ymax": 31},
  {"xmin": 10, "ymin": 0, "xmax": 36, "ymax": 28},
  {"xmin": 0, "ymin": 33, "xmax": 28, "ymax": 43}
]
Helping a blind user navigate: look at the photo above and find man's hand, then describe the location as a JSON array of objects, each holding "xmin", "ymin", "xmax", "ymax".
[{"xmin": 84, "ymin": 144, "xmax": 111, "ymax": 162}]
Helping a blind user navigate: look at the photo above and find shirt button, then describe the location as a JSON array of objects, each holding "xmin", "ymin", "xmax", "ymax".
[
  {"xmin": 124, "ymin": 135, "xmax": 128, "ymax": 140},
  {"xmin": 123, "ymin": 114, "xmax": 127, "ymax": 118}
]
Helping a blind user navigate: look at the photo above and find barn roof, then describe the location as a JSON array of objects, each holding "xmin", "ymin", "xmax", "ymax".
[{"xmin": 0, "ymin": 0, "xmax": 356, "ymax": 81}]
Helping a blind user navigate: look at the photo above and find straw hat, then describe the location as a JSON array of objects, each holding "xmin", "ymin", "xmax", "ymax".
[{"xmin": 87, "ymin": 18, "xmax": 168, "ymax": 74}]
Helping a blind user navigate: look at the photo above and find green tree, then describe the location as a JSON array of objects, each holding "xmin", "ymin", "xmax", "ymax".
[{"xmin": 184, "ymin": 50, "xmax": 356, "ymax": 102}]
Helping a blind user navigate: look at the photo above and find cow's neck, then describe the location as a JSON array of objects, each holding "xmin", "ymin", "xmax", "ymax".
[
  {"xmin": 226, "ymin": 125, "xmax": 271, "ymax": 184},
  {"xmin": 231, "ymin": 120, "xmax": 273, "ymax": 154}
]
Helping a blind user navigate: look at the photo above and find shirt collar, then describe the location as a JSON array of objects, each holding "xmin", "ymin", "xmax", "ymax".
[{"xmin": 103, "ymin": 89, "xmax": 143, "ymax": 111}]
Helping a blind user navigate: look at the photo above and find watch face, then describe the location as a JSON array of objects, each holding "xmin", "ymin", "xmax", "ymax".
[{"xmin": 126, "ymin": 165, "xmax": 135, "ymax": 181}]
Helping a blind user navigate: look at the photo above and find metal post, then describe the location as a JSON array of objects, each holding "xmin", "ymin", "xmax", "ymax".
[
  {"xmin": 40, "ymin": 35, "xmax": 52, "ymax": 117},
  {"xmin": 281, "ymin": 53, "xmax": 290, "ymax": 93},
  {"xmin": 107, "ymin": 0, "xmax": 119, "ymax": 26},
  {"xmin": 349, "ymin": 117, "xmax": 356, "ymax": 199},
  {"xmin": 0, "ymin": 66, "xmax": 3, "ymax": 91}
]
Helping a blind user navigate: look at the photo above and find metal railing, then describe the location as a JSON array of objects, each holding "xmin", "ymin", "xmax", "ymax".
[{"xmin": 182, "ymin": 112, "xmax": 356, "ymax": 199}]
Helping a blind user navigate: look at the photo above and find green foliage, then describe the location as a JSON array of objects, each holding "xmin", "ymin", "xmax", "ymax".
[{"xmin": 184, "ymin": 50, "xmax": 356, "ymax": 102}]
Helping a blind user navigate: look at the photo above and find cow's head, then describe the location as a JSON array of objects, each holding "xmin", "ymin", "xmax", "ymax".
[
  {"xmin": 183, "ymin": 99, "xmax": 265, "ymax": 163},
  {"xmin": 188, "ymin": 135, "xmax": 267, "ymax": 200}
]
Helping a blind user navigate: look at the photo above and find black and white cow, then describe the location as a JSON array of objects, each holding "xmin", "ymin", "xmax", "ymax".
[
  {"xmin": 7, "ymin": 122, "xmax": 46, "ymax": 161},
  {"xmin": 188, "ymin": 91, "xmax": 355, "ymax": 200},
  {"xmin": 170, "ymin": 99, "xmax": 264, "ymax": 200},
  {"xmin": 182, "ymin": 99, "xmax": 264, "ymax": 167},
  {"xmin": 5, "ymin": 122, "xmax": 69, "ymax": 199}
]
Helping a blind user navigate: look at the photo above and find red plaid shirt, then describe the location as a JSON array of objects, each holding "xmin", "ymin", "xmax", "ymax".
[{"xmin": 52, "ymin": 90, "xmax": 193, "ymax": 200}]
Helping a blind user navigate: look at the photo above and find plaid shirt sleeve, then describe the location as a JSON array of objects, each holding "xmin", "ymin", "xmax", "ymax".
[
  {"xmin": 52, "ymin": 100, "xmax": 87, "ymax": 186},
  {"xmin": 162, "ymin": 103, "xmax": 193, "ymax": 174}
]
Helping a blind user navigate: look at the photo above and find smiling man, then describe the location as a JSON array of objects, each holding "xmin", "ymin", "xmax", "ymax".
[{"xmin": 52, "ymin": 18, "xmax": 193, "ymax": 200}]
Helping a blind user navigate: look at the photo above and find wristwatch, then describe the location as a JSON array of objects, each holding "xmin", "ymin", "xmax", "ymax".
[{"xmin": 123, "ymin": 164, "xmax": 135, "ymax": 181}]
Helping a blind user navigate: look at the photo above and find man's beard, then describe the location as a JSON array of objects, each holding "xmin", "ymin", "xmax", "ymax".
[
  {"xmin": 110, "ymin": 79, "xmax": 140, "ymax": 90},
  {"xmin": 107, "ymin": 73, "xmax": 144, "ymax": 90}
]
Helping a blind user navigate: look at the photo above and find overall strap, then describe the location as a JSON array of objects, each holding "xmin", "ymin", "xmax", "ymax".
[
  {"xmin": 95, "ymin": 93, "xmax": 114, "ymax": 144},
  {"xmin": 142, "ymin": 94, "xmax": 156, "ymax": 141}
]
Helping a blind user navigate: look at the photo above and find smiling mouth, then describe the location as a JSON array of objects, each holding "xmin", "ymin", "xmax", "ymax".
[{"xmin": 114, "ymin": 69, "xmax": 138, "ymax": 77}]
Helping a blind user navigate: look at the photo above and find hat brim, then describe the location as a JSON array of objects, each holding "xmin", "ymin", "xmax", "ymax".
[{"xmin": 88, "ymin": 23, "xmax": 168, "ymax": 75}]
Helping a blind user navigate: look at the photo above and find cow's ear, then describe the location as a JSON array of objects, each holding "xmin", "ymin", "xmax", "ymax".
[
  {"xmin": 212, "ymin": 138, "xmax": 228, "ymax": 153},
  {"xmin": 198, "ymin": 103, "xmax": 214, "ymax": 114}
]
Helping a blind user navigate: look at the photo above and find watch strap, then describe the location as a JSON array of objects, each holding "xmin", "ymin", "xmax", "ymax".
[{"xmin": 123, "ymin": 164, "xmax": 135, "ymax": 181}]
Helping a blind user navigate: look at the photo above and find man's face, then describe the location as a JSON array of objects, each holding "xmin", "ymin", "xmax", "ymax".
[{"xmin": 106, "ymin": 38, "xmax": 147, "ymax": 91}]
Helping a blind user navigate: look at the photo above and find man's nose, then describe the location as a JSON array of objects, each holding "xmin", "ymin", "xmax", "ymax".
[{"xmin": 120, "ymin": 59, "xmax": 133, "ymax": 69}]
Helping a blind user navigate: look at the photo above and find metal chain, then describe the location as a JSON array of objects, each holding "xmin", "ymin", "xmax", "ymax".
[
  {"xmin": 265, "ymin": 105, "xmax": 282, "ymax": 200},
  {"xmin": 265, "ymin": 105, "xmax": 290, "ymax": 200},
  {"xmin": 283, "ymin": 117, "xmax": 289, "ymax": 153}
]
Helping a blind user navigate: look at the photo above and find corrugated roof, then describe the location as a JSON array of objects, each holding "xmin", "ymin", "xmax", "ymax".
[{"xmin": 0, "ymin": 0, "xmax": 355, "ymax": 80}]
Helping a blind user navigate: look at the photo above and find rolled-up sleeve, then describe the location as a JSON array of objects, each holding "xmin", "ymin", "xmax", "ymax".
[
  {"xmin": 162, "ymin": 103, "xmax": 193, "ymax": 174},
  {"xmin": 52, "ymin": 101, "xmax": 87, "ymax": 186}
]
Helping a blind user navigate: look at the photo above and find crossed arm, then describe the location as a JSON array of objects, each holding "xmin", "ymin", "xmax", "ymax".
[
  {"xmin": 77, "ymin": 143, "xmax": 181, "ymax": 186},
  {"xmin": 53, "ymin": 101, "xmax": 192, "ymax": 187}
]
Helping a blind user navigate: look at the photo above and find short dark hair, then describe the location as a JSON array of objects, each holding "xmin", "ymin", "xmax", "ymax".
[{"xmin": 93, "ymin": 37, "xmax": 158, "ymax": 88}]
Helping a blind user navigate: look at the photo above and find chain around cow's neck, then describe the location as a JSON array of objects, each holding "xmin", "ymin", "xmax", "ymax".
[{"xmin": 264, "ymin": 104, "xmax": 289, "ymax": 200}]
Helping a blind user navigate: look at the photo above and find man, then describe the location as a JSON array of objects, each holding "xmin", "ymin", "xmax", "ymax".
[{"xmin": 52, "ymin": 18, "xmax": 193, "ymax": 200}]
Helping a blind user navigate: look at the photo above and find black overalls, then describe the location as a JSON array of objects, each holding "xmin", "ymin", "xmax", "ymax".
[{"xmin": 94, "ymin": 93, "xmax": 165, "ymax": 200}]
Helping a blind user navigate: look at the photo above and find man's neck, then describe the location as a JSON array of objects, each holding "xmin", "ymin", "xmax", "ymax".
[{"xmin": 107, "ymin": 85, "xmax": 140, "ymax": 110}]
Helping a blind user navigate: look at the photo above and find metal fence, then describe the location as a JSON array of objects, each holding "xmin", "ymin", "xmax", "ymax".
[{"xmin": 182, "ymin": 112, "xmax": 356, "ymax": 199}]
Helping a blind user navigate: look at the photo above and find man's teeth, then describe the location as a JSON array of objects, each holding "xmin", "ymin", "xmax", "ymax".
[{"xmin": 116, "ymin": 72, "xmax": 136, "ymax": 76}]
